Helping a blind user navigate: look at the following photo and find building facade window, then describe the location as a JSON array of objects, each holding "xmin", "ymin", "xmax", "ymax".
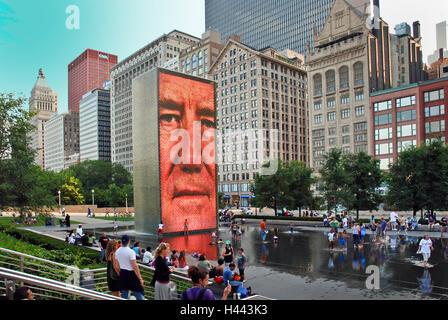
[
  {"xmin": 341, "ymin": 94, "xmax": 350, "ymax": 104},
  {"xmin": 424, "ymin": 104, "xmax": 445, "ymax": 118},
  {"xmin": 355, "ymin": 105, "xmax": 365, "ymax": 116},
  {"xmin": 341, "ymin": 109, "xmax": 350, "ymax": 119},
  {"xmin": 374, "ymin": 100, "xmax": 392, "ymax": 112},
  {"xmin": 327, "ymin": 112, "xmax": 336, "ymax": 121},
  {"xmin": 396, "ymin": 95, "xmax": 415, "ymax": 107},
  {"xmin": 374, "ymin": 114, "xmax": 392, "ymax": 126},
  {"xmin": 425, "ymin": 120, "xmax": 445, "ymax": 133},
  {"xmin": 353, "ymin": 62, "xmax": 364, "ymax": 85},
  {"xmin": 397, "ymin": 140, "xmax": 416, "ymax": 152},
  {"xmin": 396, "ymin": 109, "xmax": 416, "ymax": 122},
  {"xmin": 326, "ymin": 70, "xmax": 335, "ymax": 93},
  {"xmin": 397, "ymin": 124, "xmax": 416, "ymax": 137},
  {"xmin": 339, "ymin": 66, "xmax": 349, "ymax": 89},
  {"xmin": 375, "ymin": 127, "xmax": 393, "ymax": 140},
  {"xmin": 375, "ymin": 142, "xmax": 393, "ymax": 155},
  {"xmin": 327, "ymin": 98, "xmax": 336, "ymax": 107},
  {"xmin": 314, "ymin": 101, "xmax": 322, "ymax": 110},
  {"xmin": 424, "ymin": 89, "xmax": 444, "ymax": 102},
  {"xmin": 313, "ymin": 74, "xmax": 322, "ymax": 95}
]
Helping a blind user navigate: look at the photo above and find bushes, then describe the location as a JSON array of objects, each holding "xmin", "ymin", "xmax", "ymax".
[{"xmin": 0, "ymin": 218, "xmax": 102, "ymax": 268}]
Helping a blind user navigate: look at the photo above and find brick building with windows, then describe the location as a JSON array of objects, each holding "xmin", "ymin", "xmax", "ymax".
[{"xmin": 370, "ymin": 77, "xmax": 448, "ymax": 169}]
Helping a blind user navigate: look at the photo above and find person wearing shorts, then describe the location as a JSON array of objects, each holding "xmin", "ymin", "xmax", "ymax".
[
  {"xmin": 352, "ymin": 224, "xmax": 360, "ymax": 248},
  {"xmin": 418, "ymin": 234, "xmax": 434, "ymax": 268}
]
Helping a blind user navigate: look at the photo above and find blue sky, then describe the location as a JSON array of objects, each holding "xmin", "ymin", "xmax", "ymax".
[
  {"xmin": 0, "ymin": 0, "xmax": 205, "ymax": 112},
  {"xmin": 0, "ymin": 0, "xmax": 446, "ymax": 113}
]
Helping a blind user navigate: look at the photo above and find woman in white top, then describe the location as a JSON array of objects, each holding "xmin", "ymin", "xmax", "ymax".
[{"xmin": 418, "ymin": 234, "xmax": 434, "ymax": 267}]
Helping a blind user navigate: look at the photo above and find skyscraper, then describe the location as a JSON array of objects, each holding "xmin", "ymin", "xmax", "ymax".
[
  {"xmin": 110, "ymin": 30, "xmax": 200, "ymax": 172},
  {"xmin": 29, "ymin": 68, "xmax": 58, "ymax": 169},
  {"xmin": 79, "ymin": 83, "xmax": 111, "ymax": 162},
  {"xmin": 68, "ymin": 49, "xmax": 118, "ymax": 112},
  {"xmin": 205, "ymin": 0, "xmax": 337, "ymax": 55}
]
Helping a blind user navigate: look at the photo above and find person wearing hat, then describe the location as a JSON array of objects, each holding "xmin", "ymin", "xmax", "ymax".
[
  {"xmin": 115, "ymin": 235, "xmax": 145, "ymax": 300},
  {"xmin": 222, "ymin": 240, "xmax": 234, "ymax": 266}
]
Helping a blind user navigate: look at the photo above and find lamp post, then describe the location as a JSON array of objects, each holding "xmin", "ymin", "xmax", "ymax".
[
  {"xmin": 125, "ymin": 193, "xmax": 128, "ymax": 214},
  {"xmin": 58, "ymin": 190, "xmax": 61, "ymax": 214},
  {"xmin": 91, "ymin": 189, "xmax": 95, "ymax": 206}
]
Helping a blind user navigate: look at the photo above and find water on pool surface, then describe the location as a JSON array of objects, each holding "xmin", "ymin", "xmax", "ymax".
[{"xmin": 91, "ymin": 223, "xmax": 448, "ymax": 299}]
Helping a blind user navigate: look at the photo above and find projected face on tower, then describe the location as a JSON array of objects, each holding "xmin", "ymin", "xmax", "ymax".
[{"xmin": 158, "ymin": 72, "xmax": 216, "ymax": 233}]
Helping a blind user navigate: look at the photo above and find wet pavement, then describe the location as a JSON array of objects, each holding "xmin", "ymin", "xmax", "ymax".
[{"xmin": 81, "ymin": 221, "xmax": 448, "ymax": 300}]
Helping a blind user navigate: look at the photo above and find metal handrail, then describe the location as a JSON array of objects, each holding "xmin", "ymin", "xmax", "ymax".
[
  {"xmin": 0, "ymin": 247, "xmax": 78, "ymax": 271},
  {"xmin": 0, "ymin": 267, "xmax": 124, "ymax": 300}
]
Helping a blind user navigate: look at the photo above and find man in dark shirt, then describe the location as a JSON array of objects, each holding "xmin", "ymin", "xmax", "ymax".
[{"xmin": 99, "ymin": 233, "xmax": 110, "ymax": 261}]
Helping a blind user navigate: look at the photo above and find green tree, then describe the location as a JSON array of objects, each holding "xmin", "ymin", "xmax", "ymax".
[
  {"xmin": 250, "ymin": 161, "xmax": 289, "ymax": 216},
  {"xmin": 342, "ymin": 152, "xmax": 383, "ymax": 219},
  {"xmin": 318, "ymin": 149, "xmax": 352, "ymax": 214},
  {"xmin": 282, "ymin": 161, "xmax": 315, "ymax": 216},
  {"xmin": 251, "ymin": 160, "xmax": 314, "ymax": 215},
  {"xmin": 61, "ymin": 176, "xmax": 85, "ymax": 205},
  {"xmin": 387, "ymin": 140, "xmax": 448, "ymax": 216},
  {"xmin": 0, "ymin": 94, "xmax": 55, "ymax": 220}
]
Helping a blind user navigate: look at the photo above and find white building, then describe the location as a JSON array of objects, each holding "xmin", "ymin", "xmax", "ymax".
[
  {"xmin": 44, "ymin": 114, "xmax": 64, "ymax": 172},
  {"xmin": 79, "ymin": 87, "xmax": 111, "ymax": 162}
]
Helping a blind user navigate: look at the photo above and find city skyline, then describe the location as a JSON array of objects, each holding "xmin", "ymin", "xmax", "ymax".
[{"xmin": 0, "ymin": 0, "xmax": 447, "ymax": 113}]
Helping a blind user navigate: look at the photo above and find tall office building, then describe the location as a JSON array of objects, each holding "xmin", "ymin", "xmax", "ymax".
[
  {"xmin": 79, "ymin": 83, "xmax": 111, "ymax": 162},
  {"xmin": 29, "ymin": 68, "xmax": 58, "ymax": 169},
  {"xmin": 179, "ymin": 29, "xmax": 224, "ymax": 79},
  {"xmin": 307, "ymin": 0, "xmax": 392, "ymax": 169},
  {"xmin": 390, "ymin": 22, "xmax": 427, "ymax": 87},
  {"xmin": 210, "ymin": 36, "xmax": 308, "ymax": 207},
  {"xmin": 428, "ymin": 21, "xmax": 448, "ymax": 65},
  {"xmin": 68, "ymin": 49, "xmax": 118, "ymax": 112},
  {"xmin": 44, "ymin": 112, "xmax": 80, "ymax": 172},
  {"xmin": 205, "ymin": 0, "xmax": 368, "ymax": 56},
  {"xmin": 110, "ymin": 30, "xmax": 200, "ymax": 172}
]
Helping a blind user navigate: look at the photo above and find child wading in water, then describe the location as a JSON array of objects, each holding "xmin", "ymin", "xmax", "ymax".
[
  {"xmin": 328, "ymin": 229, "xmax": 336, "ymax": 250},
  {"xmin": 338, "ymin": 232, "xmax": 347, "ymax": 250}
]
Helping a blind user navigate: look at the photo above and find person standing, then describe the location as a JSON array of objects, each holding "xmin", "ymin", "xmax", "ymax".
[
  {"xmin": 75, "ymin": 224, "xmax": 84, "ymax": 245},
  {"xmin": 65, "ymin": 213, "xmax": 70, "ymax": 227},
  {"xmin": 260, "ymin": 219, "xmax": 267, "ymax": 242},
  {"xmin": 153, "ymin": 242, "xmax": 175, "ymax": 300},
  {"xmin": 113, "ymin": 219, "xmax": 119, "ymax": 235},
  {"xmin": 105, "ymin": 208, "xmax": 110, "ymax": 217},
  {"xmin": 418, "ymin": 234, "xmax": 434, "ymax": 268},
  {"xmin": 222, "ymin": 241, "xmax": 234, "ymax": 266},
  {"xmin": 132, "ymin": 242, "xmax": 142, "ymax": 260},
  {"xmin": 398, "ymin": 215, "xmax": 407, "ymax": 234},
  {"xmin": 105, "ymin": 240, "xmax": 121, "ymax": 297},
  {"xmin": 380, "ymin": 218, "xmax": 388, "ymax": 237},
  {"xmin": 61, "ymin": 207, "xmax": 66, "ymax": 217},
  {"xmin": 390, "ymin": 211, "xmax": 398, "ymax": 231},
  {"xmin": 115, "ymin": 235, "xmax": 145, "ymax": 300},
  {"xmin": 237, "ymin": 248, "xmax": 247, "ymax": 283},
  {"xmin": 184, "ymin": 219, "xmax": 189, "ymax": 236},
  {"xmin": 99, "ymin": 233, "xmax": 110, "ymax": 262},
  {"xmin": 440, "ymin": 215, "xmax": 448, "ymax": 238},
  {"xmin": 87, "ymin": 208, "xmax": 91, "ymax": 217},
  {"xmin": 352, "ymin": 223, "xmax": 360, "ymax": 249}
]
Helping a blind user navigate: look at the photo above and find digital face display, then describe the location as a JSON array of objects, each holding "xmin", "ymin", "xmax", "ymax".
[{"xmin": 158, "ymin": 72, "xmax": 217, "ymax": 234}]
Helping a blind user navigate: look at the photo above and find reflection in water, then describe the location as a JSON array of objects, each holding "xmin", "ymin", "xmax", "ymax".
[
  {"xmin": 91, "ymin": 223, "xmax": 448, "ymax": 299},
  {"xmin": 418, "ymin": 269, "xmax": 432, "ymax": 293}
]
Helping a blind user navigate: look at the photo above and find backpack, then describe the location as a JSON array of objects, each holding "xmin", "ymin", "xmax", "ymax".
[{"xmin": 181, "ymin": 288, "xmax": 207, "ymax": 300}]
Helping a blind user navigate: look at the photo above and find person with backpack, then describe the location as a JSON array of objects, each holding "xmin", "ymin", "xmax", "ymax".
[{"xmin": 181, "ymin": 266, "xmax": 231, "ymax": 300}]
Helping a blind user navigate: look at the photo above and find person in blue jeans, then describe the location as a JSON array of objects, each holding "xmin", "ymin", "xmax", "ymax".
[{"xmin": 223, "ymin": 263, "xmax": 244, "ymax": 295}]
